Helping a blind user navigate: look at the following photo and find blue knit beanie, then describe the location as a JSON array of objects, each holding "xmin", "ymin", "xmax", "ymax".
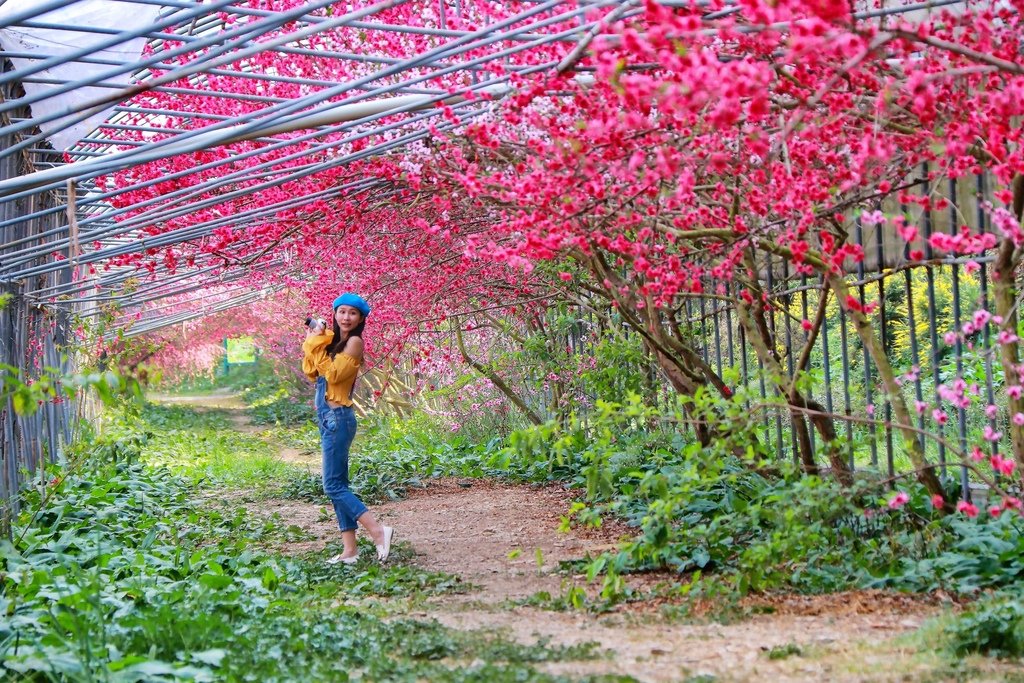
[{"xmin": 333, "ymin": 292, "xmax": 370, "ymax": 317}]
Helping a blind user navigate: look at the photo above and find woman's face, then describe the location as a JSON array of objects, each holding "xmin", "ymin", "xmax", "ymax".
[{"xmin": 335, "ymin": 305, "xmax": 364, "ymax": 333}]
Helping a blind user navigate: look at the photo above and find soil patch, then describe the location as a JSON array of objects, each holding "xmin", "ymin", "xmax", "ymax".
[{"xmin": 253, "ymin": 480, "xmax": 629, "ymax": 601}]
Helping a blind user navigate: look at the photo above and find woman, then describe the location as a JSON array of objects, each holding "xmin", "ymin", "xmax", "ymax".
[{"xmin": 302, "ymin": 292, "xmax": 394, "ymax": 565}]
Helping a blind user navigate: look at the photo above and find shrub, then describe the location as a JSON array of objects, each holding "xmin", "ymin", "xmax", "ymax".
[{"xmin": 945, "ymin": 596, "xmax": 1024, "ymax": 658}]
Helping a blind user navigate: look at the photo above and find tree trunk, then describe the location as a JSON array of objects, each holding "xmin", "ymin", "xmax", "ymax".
[
  {"xmin": 454, "ymin": 325, "xmax": 543, "ymax": 426},
  {"xmin": 739, "ymin": 254, "xmax": 852, "ymax": 484},
  {"xmin": 993, "ymin": 237, "xmax": 1024, "ymax": 469}
]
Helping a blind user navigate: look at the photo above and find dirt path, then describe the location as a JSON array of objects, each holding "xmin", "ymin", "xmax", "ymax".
[
  {"xmin": 256, "ymin": 485, "xmax": 952, "ymax": 683},
  {"xmin": 155, "ymin": 391, "xmax": 999, "ymax": 683}
]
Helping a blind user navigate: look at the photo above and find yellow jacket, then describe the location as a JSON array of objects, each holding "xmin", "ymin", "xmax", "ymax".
[{"xmin": 301, "ymin": 332, "xmax": 361, "ymax": 407}]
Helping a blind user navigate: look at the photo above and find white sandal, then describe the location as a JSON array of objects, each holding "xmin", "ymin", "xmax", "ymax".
[
  {"xmin": 376, "ymin": 526, "xmax": 395, "ymax": 562},
  {"xmin": 326, "ymin": 553, "xmax": 359, "ymax": 566}
]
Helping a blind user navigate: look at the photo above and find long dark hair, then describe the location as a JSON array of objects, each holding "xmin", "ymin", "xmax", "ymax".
[{"xmin": 326, "ymin": 314, "xmax": 365, "ymax": 359}]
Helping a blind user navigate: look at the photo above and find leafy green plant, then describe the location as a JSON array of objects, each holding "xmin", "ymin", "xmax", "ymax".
[
  {"xmin": 0, "ymin": 363, "xmax": 142, "ymax": 416},
  {"xmin": 1, "ymin": 424, "xmax": 601, "ymax": 682},
  {"xmin": 766, "ymin": 643, "xmax": 803, "ymax": 660},
  {"xmin": 945, "ymin": 596, "xmax": 1024, "ymax": 658}
]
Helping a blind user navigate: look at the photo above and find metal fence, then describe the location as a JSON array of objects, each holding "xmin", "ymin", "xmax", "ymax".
[
  {"xmin": 0, "ymin": 63, "xmax": 92, "ymax": 536},
  {"xmin": 672, "ymin": 169, "xmax": 1002, "ymax": 499}
]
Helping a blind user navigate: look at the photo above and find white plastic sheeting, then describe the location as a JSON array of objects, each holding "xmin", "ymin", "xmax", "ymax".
[{"xmin": 0, "ymin": 0, "xmax": 164, "ymax": 151}]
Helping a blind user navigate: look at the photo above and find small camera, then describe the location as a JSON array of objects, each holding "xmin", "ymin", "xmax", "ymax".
[{"xmin": 305, "ymin": 317, "xmax": 327, "ymax": 333}]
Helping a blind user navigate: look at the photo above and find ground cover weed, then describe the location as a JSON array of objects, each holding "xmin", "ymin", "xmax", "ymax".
[
  {"xmin": 504, "ymin": 390, "xmax": 1024, "ymax": 613},
  {"xmin": 0, "ymin": 410, "xmax": 608, "ymax": 682},
  {"xmin": 944, "ymin": 595, "xmax": 1024, "ymax": 658}
]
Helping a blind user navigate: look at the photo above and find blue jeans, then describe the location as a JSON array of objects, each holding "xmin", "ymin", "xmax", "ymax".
[{"xmin": 315, "ymin": 378, "xmax": 368, "ymax": 532}]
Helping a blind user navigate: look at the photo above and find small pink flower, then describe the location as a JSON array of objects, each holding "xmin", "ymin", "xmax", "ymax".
[
  {"xmin": 957, "ymin": 501, "xmax": 979, "ymax": 518},
  {"xmin": 1014, "ymin": 413, "xmax": 1024, "ymax": 426},
  {"xmin": 990, "ymin": 454, "xmax": 1016, "ymax": 476},
  {"xmin": 1003, "ymin": 497, "xmax": 1023, "ymax": 511},
  {"xmin": 1008, "ymin": 385, "xmax": 1023, "ymax": 400},
  {"xmin": 887, "ymin": 492, "xmax": 910, "ymax": 510},
  {"xmin": 986, "ymin": 404, "xmax": 999, "ymax": 419},
  {"xmin": 897, "ymin": 224, "xmax": 918, "ymax": 242},
  {"xmin": 998, "ymin": 330, "xmax": 1019, "ymax": 345},
  {"xmin": 943, "ymin": 332, "xmax": 958, "ymax": 346},
  {"xmin": 866, "ymin": 403, "xmax": 875, "ymax": 417},
  {"xmin": 970, "ymin": 446, "xmax": 985, "ymax": 461},
  {"xmin": 861, "ymin": 210, "xmax": 886, "ymax": 226},
  {"xmin": 989, "ymin": 505, "xmax": 1003, "ymax": 518},
  {"xmin": 932, "ymin": 409, "xmax": 948, "ymax": 425},
  {"xmin": 915, "ymin": 400, "xmax": 928, "ymax": 415},
  {"xmin": 984, "ymin": 425, "xmax": 1003, "ymax": 442},
  {"xmin": 931, "ymin": 494, "xmax": 945, "ymax": 509}
]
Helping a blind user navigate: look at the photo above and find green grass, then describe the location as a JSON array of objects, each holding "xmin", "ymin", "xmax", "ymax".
[
  {"xmin": 1, "ymin": 401, "xmax": 609, "ymax": 682},
  {"xmin": 135, "ymin": 402, "xmax": 298, "ymax": 490}
]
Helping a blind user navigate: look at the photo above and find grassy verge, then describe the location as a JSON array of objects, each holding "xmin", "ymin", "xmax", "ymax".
[{"xmin": 0, "ymin": 401, "xmax": 612, "ymax": 682}]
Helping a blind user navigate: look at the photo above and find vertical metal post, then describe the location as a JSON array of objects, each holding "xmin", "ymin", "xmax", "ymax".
[
  {"xmin": 766, "ymin": 254, "xmax": 784, "ymax": 459},
  {"xmin": 949, "ymin": 178, "xmax": 971, "ymax": 500},
  {"xmin": 978, "ymin": 174, "xmax": 999, "ymax": 463},
  {"xmin": 875, "ymin": 207, "xmax": 894, "ymax": 478},
  {"xmin": 800, "ymin": 273, "xmax": 815, "ymax": 453},
  {"xmin": 922, "ymin": 165, "xmax": 947, "ymax": 475},
  {"xmin": 839, "ymin": 303, "xmax": 854, "ymax": 468},
  {"xmin": 713, "ymin": 299, "xmax": 723, "ymax": 379},
  {"xmin": 725, "ymin": 282, "xmax": 735, "ymax": 369},
  {"xmin": 856, "ymin": 216, "xmax": 878, "ymax": 467}
]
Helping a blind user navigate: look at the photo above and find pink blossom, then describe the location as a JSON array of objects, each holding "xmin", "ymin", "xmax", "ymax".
[
  {"xmin": 931, "ymin": 494, "xmax": 945, "ymax": 510},
  {"xmin": 983, "ymin": 425, "xmax": 1003, "ymax": 443},
  {"xmin": 943, "ymin": 332, "xmax": 958, "ymax": 346},
  {"xmin": 998, "ymin": 330, "xmax": 1018, "ymax": 345},
  {"xmin": 887, "ymin": 492, "xmax": 910, "ymax": 510},
  {"xmin": 989, "ymin": 505, "xmax": 1003, "ymax": 518},
  {"xmin": 861, "ymin": 210, "xmax": 886, "ymax": 227},
  {"xmin": 986, "ymin": 404, "xmax": 999, "ymax": 420},
  {"xmin": 990, "ymin": 454, "xmax": 1016, "ymax": 476},
  {"xmin": 957, "ymin": 501, "xmax": 979, "ymax": 518},
  {"xmin": 931, "ymin": 409, "xmax": 948, "ymax": 425},
  {"xmin": 1008, "ymin": 386, "xmax": 1022, "ymax": 400},
  {"xmin": 897, "ymin": 223, "xmax": 918, "ymax": 243}
]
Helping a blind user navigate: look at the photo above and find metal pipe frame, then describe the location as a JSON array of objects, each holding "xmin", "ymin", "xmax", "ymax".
[
  {"xmin": 0, "ymin": 0, "xmax": 410, "ymax": 159},
  {"xmin": 0, "ymin": 0, "xmax": 598, "ymax": 200},
  {"xmin": 0, "ymin": 3, "xmax": 615, "ymax": 275},
  {"xmin": 0, "ymin": 0, "xmax": 976, "ymax": 327}
]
